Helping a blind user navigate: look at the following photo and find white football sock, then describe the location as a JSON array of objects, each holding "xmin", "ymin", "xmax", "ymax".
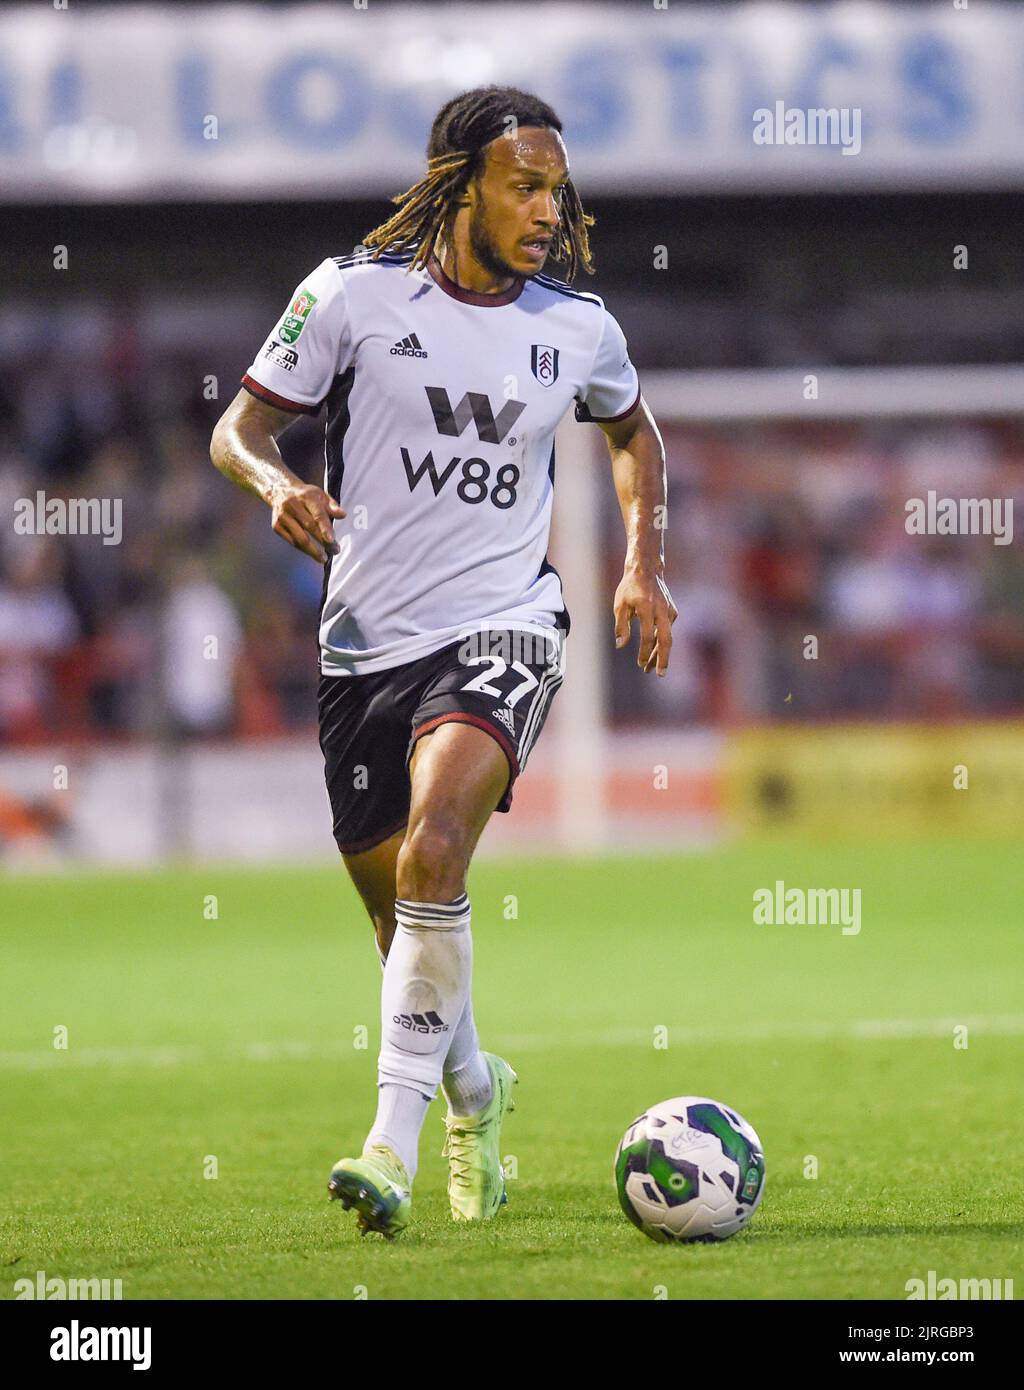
[
  {"xmin": 442, "ymin": 998, "xmax": 493, "ymax": 1117},
  {"xmin": 375, "ymin": 915, "xmax": 487, "ymax": 1110},
  {"xmin": 365, "ymin": 1083, "xmax": 431, "ymax": 1181},
  {"xmin": 365, "ymin": 927, "xmax": 430, "ymax": 1178},
  {"xmin": 372, "ymin": 894, "xmax": 473, "ymax": 1171}
]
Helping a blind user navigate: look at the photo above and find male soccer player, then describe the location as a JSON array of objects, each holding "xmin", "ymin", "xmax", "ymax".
[{"xmin": 210, "ymin": 87, "xmax": 675, "ymax": 1238}]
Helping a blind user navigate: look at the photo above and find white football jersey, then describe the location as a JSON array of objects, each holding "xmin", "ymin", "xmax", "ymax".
[{"xmin": 242, "ymin": 251, "xmax": 640, "ymax": 675}]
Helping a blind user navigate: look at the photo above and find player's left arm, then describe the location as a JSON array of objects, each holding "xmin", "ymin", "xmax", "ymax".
[{"xmin": 599, "ymin": 397, "xmax": 677, "ymax": 675}]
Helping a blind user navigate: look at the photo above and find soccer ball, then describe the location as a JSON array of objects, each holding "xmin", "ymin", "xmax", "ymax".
[{"xmin": 614, "ymin": 1096, "xmax": 766, "ymax": 1243}]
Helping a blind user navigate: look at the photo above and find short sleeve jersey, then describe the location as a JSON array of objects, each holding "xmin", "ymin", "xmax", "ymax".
[{"xmin": 242, "ymin": 251, "xmax": 640, "ymax": 675}]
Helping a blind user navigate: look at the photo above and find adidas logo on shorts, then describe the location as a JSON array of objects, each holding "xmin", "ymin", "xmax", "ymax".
[
  {"xmin": 490, "ymin": 706, "xmax": 517, "ymax": 736},
  {"xmin": 390, "ymin": 332, "xmax": 428, "ymax": 358},
  {"xmin": 393, "ymin": 1010, "xmax": 448, "ymax": 1034}
]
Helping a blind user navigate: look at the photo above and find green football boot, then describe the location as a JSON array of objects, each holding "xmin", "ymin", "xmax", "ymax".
[
  {"xmin": 327, "ymin": 1143, "xmax": 412, "ymax": 1239},
  {"xmin": 442, "ymin": 1053, "xmax": 518, "ymax": 1222}
]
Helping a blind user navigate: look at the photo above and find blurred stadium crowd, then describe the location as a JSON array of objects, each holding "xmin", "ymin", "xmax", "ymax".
[
  {"xmin": 2, "ymin": 293, "xmax": 1021, "ymax": 746},
  {"xmin": 0, "ymin": 327, "xmax": 326, "ymax": 745},
  {"xmin": 615, "ymin": 418, "xmax": 1024, "ymax": 727},
  {"xmin": 3, "ymin": 127, "xmax": 1023, "ymax": 750}
]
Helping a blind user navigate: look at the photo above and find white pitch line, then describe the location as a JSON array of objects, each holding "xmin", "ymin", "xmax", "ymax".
[
  {"xmin": 1, "ymin": 1016, "xmax": 1022, "ymax": 1073},
  {"xmin": 500, "ymin": 1014, "xmax": 1024, "ymax": 1051},
  {"xmin": 0, "ymin": 1044, "xmax": 206, "ymax": 1072}
]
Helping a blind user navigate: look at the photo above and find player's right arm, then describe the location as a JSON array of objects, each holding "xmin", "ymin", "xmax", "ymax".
[
  {"xmin": 210, "ymin": 389, "xmax": 344, "ymax": 564},
  {"xmin": 211, "ymin": 258, "xmax": 351, "ymax": 563}
]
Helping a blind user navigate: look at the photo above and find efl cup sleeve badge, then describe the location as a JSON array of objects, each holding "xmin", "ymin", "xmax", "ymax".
[
  {"xmin": 278, "ymin": 287, "xmax": 319, "ymax": 345},
  {"xmin": 531, "ymin": 344, "xmax": 559, "ymax": 388}
]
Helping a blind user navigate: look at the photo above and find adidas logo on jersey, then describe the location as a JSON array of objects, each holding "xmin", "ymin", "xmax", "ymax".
[
  {"xmin": 393, "ymin": 1010, "xmax": 449, "ymax": 1034},
  {"xmin": 391, "ymin": 333, "xmax": 428, "ymax": 358},
  {"xmin": 490, "ymin": 706, "xmax": 517, "ymax": 736}
]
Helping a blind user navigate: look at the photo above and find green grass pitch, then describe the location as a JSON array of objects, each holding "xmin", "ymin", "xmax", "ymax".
[{"xmin": 2, "ymin": 837, "xmax": 1021, "ymax": 1300}]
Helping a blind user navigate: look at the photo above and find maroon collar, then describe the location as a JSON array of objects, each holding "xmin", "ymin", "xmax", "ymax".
[{"xmin": 426, "ymin": 254, "xmax": 524, "ymax": 307}]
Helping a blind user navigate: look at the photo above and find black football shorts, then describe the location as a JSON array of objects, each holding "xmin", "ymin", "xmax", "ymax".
[{"xmin": 318, "ymin": 628, "xmax": 565, "ymax": 854}]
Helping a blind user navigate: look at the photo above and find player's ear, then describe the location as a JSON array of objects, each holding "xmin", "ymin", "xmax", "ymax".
[
  {"xmin": 457, "ymin": 156, "xmax": 486, "ymax": 209},
  {"xmin": 453, "ymin": 175, "xmax": 477, "ymax": 210}
]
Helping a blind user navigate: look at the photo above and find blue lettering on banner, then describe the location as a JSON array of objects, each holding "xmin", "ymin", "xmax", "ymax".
[
  {"xmin": 658, "ymin": 43, "xmax": 708, "ymax": 140},
  {"xmin": 794, "ymin": 34, "xmax": 867, "ymax": 152},
  {"xmin": 736, "ymin": 41, "xmax": 774, "ymax": 142},
  {"xmin": 898, "ymin": 33, "xmax": 972, "ymax": 143},
  {"xmin": 176, "ymin": 56, "xmax": 223, "ymax": 146},
  {"xmin": 48, "ymin": 61, "xmax": 82, "ymax": 127},
  {"xmin": 794, "ymin": 34, "xmax": 863, "ymax": 110},
  {"xmin": 0, "ymin": 65, "xmax": 24, "ymax": 152},
  {"xmin": 265, "ymin": 54, "xmax": 369, "ymax": 150},
  {"xmin": 385, "ymin": 86, "xmax": 433, "ymax": 150},
  {"xmin": 0, "ymin": 5, "xmax": 1017, "ymax": 195},
  {"xmin": 560, "ymin": 47, "xmax": 627, "ymax": 148}
]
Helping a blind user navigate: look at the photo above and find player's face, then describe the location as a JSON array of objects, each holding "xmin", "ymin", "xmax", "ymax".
[{"xmin": 468, "ymin": 126, "xmax": 570, "ymax": 279}]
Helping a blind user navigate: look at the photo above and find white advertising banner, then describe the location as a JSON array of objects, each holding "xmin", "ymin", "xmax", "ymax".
[{"xmin": 0, "ymin": 1, "xmax": 1021, "ymax": 201}]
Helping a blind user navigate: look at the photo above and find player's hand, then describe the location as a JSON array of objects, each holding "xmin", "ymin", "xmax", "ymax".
[
  {"xmin": 269, "ymin": 483, "xmax": 346, "ymax": 563},
  {"xmin": 613, "ymin": 568, "xmax": 677, "ymax": 676}
]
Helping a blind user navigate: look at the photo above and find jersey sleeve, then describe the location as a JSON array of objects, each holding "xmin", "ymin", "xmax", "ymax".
[
  {"xmin": 241, "ymin": 258, "xmax": 352, "ymax": 415},
  {"xmin": 574, "ymin": 304, "xmax": 641, "ymax": 424}
]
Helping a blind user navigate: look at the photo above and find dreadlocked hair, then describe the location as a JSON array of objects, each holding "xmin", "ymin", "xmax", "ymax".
[{"xmin": 361, "ymin": 85, "xmax": 595, "ymax": 281}]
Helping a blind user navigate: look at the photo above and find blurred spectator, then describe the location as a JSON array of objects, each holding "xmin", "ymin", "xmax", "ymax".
[
  {"xmin": 0, "ymin": 539, "xmax": 79, "ymax": 741},
  {"xmin": 162, "ymin": 558, "xmax": 242, "ymax": 737}
]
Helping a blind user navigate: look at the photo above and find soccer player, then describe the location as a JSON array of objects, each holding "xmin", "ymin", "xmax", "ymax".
[{"xmin": 210, "ymin": 87, "xmax": 675, "ymax": 1238}]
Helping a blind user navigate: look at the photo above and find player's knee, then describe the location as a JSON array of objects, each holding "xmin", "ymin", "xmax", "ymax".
[{"xmin": 396, "ymin": 818, "xmax": 469, "ymax": 901}]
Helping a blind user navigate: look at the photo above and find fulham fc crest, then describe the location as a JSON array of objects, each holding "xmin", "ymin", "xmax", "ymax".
[{"xmin": 531, "ymin": 344, "xmax": 559, "ymax": 388}]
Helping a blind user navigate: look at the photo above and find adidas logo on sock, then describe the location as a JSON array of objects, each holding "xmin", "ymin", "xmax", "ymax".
[
  {"xmin": 393, "ymin": 1010, "xmax": 449, "ymax": 1034},
  {"xmin": 390, "ymin": 332, "xmax": 428, "ymax": 358},
  {"xmin": 490, "ymin": 706, "xmax": 517, "ymax": 736}
]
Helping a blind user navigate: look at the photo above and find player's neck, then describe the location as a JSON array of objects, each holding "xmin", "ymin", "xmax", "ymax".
[{"xmin": 432, "ymin": 239, "xmax": 519, "ymax": 298}]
